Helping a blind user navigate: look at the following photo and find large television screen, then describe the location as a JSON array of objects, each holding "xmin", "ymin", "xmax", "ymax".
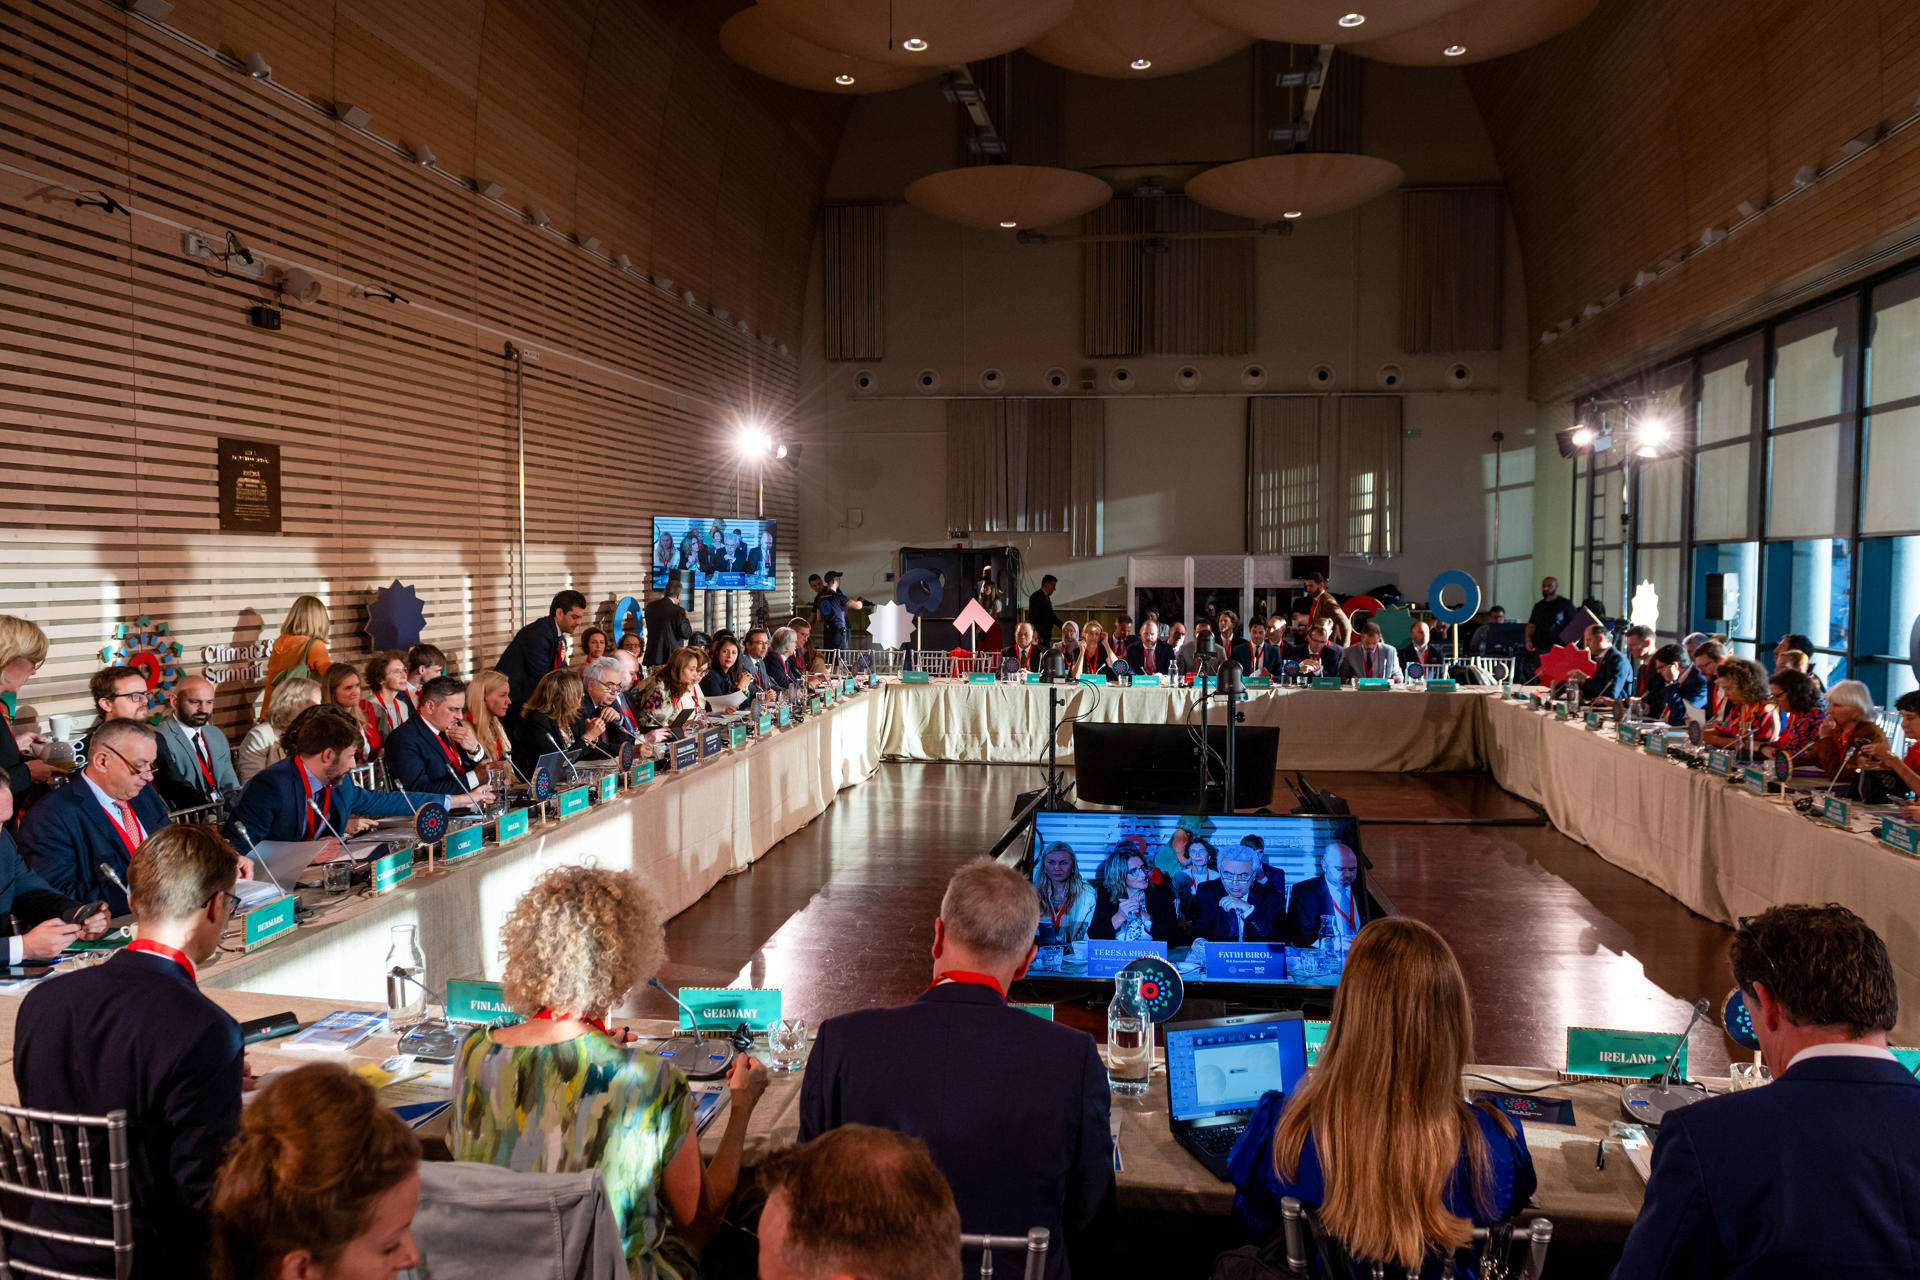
[
  {"xmin": 1024, "ymin": 810, "xmax": 1367, "ymax": 988},
  {"xmin": 651, "ymin": 516, "xmax": 777, "ymax": 592}
]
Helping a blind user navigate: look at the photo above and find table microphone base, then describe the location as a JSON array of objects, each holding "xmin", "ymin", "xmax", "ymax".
[
  {"xmin": 654, "ymin": 1035, "xmax": 737, "ymax": 1080},
  {"xmin": 1620, "ymin": 1080, "xmax": 1709, "ymax": 1125}
]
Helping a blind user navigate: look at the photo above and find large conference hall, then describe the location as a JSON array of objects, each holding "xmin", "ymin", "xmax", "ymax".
[{"xmin": 5, "ymin": 0, "xmax": 1919, "ymax": 1277}]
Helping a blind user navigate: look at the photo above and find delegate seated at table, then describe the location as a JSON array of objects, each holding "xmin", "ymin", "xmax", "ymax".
[
  {"xmin": 1577, "ymin": 624, "xmax": 1633, "ymax": 703},
  {"xmin": 1286, "ymin": 843, "xmax": 1364, "ymax": 949},
  {"xmin": 1087, "ymin": 846, "xmax": 1178, "ymax": 943},
  {"xmin": 1033, "ymin": 841, "xmax": 1095, "ymax": 943},
  {"xmin": 1336, "ymin": 624, "xmax": 1400, "ymax": 682},
  {"xmin": 1189, "ymin": 853, "xmax": 1285, "ymax": 944}
]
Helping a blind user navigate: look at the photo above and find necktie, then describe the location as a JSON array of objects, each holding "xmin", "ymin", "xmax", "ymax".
[
  {"xmin": 190, "ymin": 730, "xmax": 216, "ymax": 789},
  {"xmin": 110, "ymin": 800, "xmax": 141, "ymax": 856},
  {"xmin": 1145, "ymin": 648, "xmax": 1155, "ymax": 674}
]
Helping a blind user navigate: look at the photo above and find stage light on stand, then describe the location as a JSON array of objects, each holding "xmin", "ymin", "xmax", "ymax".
[
  {"xmin": 736, "ymin": 426, "xmax": 772, "ymax": 457},
  {"xmin": 1571, "ymin": 426, "xmax": 1594, "ymax": 447}
]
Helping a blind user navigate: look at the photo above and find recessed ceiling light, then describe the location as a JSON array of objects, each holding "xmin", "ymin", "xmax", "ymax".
[
  {"xmin": 1337, "ymin": 13, "xmax": 1365, "ymax": 27},
  {"xmin": 1283, "ymin": 210, "xmax": 1304, "ymax": 219},
  {"xmin": 999, "ymin": 220, "xmax": 1018, "ymax": 228},
  {"xmin": 902, "ymin": 36, "xmax": 928, "ymax": 51},
  {"xmin": 1130, "ymin": 58, "xmax": 1152, "ymax": 70},
  {"xmin": 1443, "ymin": 43, "xmax": 1467, "ymax": 56},
  {"xmin": 835, "ymin": 73, "xmax": 855, "ymax": 85}
]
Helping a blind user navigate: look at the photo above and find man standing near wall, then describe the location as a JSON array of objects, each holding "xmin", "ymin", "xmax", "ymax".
[{"xmin": 1027, "ymin": 575, "xmax": 1060, "ymax": 647}]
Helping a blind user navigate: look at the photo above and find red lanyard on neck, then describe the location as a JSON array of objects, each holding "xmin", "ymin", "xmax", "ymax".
[
  {"xmin": 295, "ymin": 757, "xmax": 331, "ymax": 839},
  {"xmin": 99, "ymin": 792, "xmax": 142, "ymax": 858},
  {"xmin": 127, "ymin": 938, "xmax": 197, "ymax": 984},
  {"xmin": 930, "ymin": 970, "xmax": 1005, "ymax": 998},
  {"xmin": 1330, "ymin": 886, "xmax": 1356, "ymax": 929},
  {"xmin": 185, "ymin": 727, "xmax": 216, "ymax": 788},
  {"xmin": 431, "ymin": 726, "xmax": 463, "ymax": 772},
  {"xmin": 532, "ymin": 1008, "xmax": 609, "ymax": 1034}
]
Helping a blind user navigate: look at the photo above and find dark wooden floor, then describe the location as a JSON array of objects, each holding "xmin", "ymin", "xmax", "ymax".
[{"xmin": 638, "ymin": 763, "xmax": 1737, "ymax": 1076}]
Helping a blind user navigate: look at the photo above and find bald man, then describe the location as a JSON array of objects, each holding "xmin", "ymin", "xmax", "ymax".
[
  {"xmin": 1285, "ymin": 842, "xmax": 1364, "ymax": 949},
  {"xmin": 153, "ymin": 676, "xmax": 239, "ymax": 811}
]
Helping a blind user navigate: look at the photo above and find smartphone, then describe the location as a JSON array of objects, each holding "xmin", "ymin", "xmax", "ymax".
[{"xmin": 60, "ymin": 902, "xmax": 106, "ymax": 925}]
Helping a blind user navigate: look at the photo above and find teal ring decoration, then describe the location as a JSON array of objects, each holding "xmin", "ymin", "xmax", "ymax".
[{"xmin": 1428, "ymin": 570, "xmax": 1482, "ymax": 626}]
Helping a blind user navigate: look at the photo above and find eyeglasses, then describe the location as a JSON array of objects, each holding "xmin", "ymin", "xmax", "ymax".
[
  {"xmin": 206, "ymin": 890, "xmax": 242, "ymax": 916},
  {"xmin": 106, "ymin": 691, "xmax": 148, "ymax": 704},
  {"xmin": 1220, "ymin": 871, "xmax": 1257, "ymax": 884},
  {"xmin": 100, "ymin": 743, "xmax": 156, "ymax": 778},
  {"xmin": 593, "ymin": 678, "xmax": 621, "ymax": 690}
]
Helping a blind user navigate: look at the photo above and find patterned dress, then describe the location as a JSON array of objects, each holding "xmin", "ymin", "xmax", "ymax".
[{"xmin": 451, "ymin": 1028, "xmax": 697, "ymax": 1280}]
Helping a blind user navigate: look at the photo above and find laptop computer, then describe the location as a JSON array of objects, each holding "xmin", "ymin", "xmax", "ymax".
[{"xmin": 1165, "ymin": 1011, "xmax": 1309, "ymax": 1181}]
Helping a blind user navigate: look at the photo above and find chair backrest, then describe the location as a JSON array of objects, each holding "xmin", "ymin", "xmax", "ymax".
[
  {"xmin": 959, "ymin": 1228, "xmax": 1049, "ymax": 1280},
  {"xmin": 1274, "ymin": 1198, "xmax": 1551, "ymax": 1280},
  {"xmin": 164, "ymin": 799, "xmax": 223, "ymax": 827},
  {"xmin": 0, "ymin": 1102, "xmax": 133, "ymax": 1280},
  {"xmin": 1468, "ymin": 657, "xmax": 1516, "ymax": 682},
  {"xmin": 408, "ymin": 1161, "xmax": 624, "ymax": 1280}
]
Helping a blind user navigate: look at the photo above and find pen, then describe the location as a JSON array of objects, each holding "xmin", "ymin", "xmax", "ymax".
[{"xmin": 1595, "ymin": 1139, "xmax": 1607, "ymax": 1171}]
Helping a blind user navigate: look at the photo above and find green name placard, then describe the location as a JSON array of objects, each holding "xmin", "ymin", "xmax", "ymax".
[
  {"xmin": 371, "ymin": 847, "xmax": 414, "ymax": 894},
  {"xmin": 1312, "ymin": 677, "xmax": 1343, "ymax": 690},
  {"xmin": 446, "ymin": 978, "xmax": 515, "ymax": 1026},
  {"xmin": 1425, "ymin": 678, "xmax": 1457, "ymax": 691},
  {"xmin": 1878, "ymin": 817, "xmax": 1920, "ymax": 856},
  {"xmin": 1305, "ymin": 1019, "xmax": 1329, "ymax": 1067},
  {"xmin": 1707, "ymin": 749, "xmax": 1733, "ymax": 776},
  {"xmin": 1893, "ymin": 1047, "xmax": 1920, "ymax": 1078},
  {"xmin": 778, "ymin": 705, "xmax": 792, "ymax": 725},
  {"xmin": 1193, "ymin": 677, "xmax": 1217, "ymax": 689},
  {"xmin": 1821, "ymin": 794, "xmax": 1852, "ymax": 826},
  {"xmin": 1553, "ymin": 701, "xmax": 1570, "ymax": 720},
  {"xmin": 1130, "ymin": 674, "xmax": 1163, "ymax": 686},
  {"xmin": 1585, "ymin": 709, "xmax": 1602, "ymax": 729},
  {"xmin": 557, "ymin": 785, "xmax": 590, "ymax": 818},
  {"xmin": 1242, "ymin": 676, "xmax": 1273, "ymax": 689},
  {"xmin": 1616, "ymin": 723, "xmax": 1638, "ymax": 744},
  {"xmin": 756, "ymin": 715, "xmax": 773, "ymax": 735},
  {"xmin": 1356, "ymin": 678, "xmax": 1391, "ymax": 691},
  {"xmin": 498, "ymin": 808, "xmax": 530, "ymax": 841},
  {"xmin": 1023, "ymin": 672, "xmax": 1043, "ymax": 683},
  {"xmin": 1644, "ymin": 729, "xmax": 1669, "ymax": 756},
  {"xmin": 630, "ymin": 761, "xmax": 654, "ymax": 787},
  {"xmin": 902, "ymin": 670, "xmax": 932, "ymax": 683},
  {"xmin": 1077, "ymin": 674, "xmax": 1109, "ymax": 686},
  {"xmin": 729, "ymin": 724, "xmax": 748, "ymax": 748},
  {"xmin": 809, "ymin": 696, "xmax": 825, "ymax": 714},
  {"xmin": 444, "ymin": 823, "xmax": 485, "ymax": 862},
  {"xmin": 966, "ymin": 672, "xmax": 996, "ymax": 684},
  {"xmin": 241, "ymin": 894, "xmax": 296, "ymax": 951},
  {"xmin": 827, "ymin": 685, "xmax": 838, "ymax": 705},
  {"xmin": 596, "ymin": 773, "xmax": 618, "ymax": 802},
  {"xmin": 674, "ymin": 987, "xmax": 783, "ymax": 1031},
  {"xmin": 1565, "ymin": 1027, "xmax": 1687, "ymax": 1080},
  {"xmin": 1011, "ymin": 1003, "xmax": 1055, "ymax": 1021},
  {"xmin": 1741, "ymin": 765, "xmax": 1768, "ymax": 795}
]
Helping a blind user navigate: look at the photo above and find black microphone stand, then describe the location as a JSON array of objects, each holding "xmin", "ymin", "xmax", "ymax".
[
  {"xmin": 1220, "ymin": 659, "xmax": 1245, "ymax": 816},
  {"xmin": 1194, "ymin": 631, "xmax": 1216, "ymax": 811}
]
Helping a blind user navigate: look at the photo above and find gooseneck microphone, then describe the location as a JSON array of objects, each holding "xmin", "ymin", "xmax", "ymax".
[
  {"xmin": 232, "ymin": 817, "xmax": 292, "ymax": 900},
  {"xmin": 1657, "ymin": 998, "xmax": 1711, "ymax": 1089},
  {"xmin": 544, "ymin": 732, "xmax": 584, "ymax": 780},
  {"xmin": 1619, "ymin": 997, "xmax": 1712, "ymax": 1125}
]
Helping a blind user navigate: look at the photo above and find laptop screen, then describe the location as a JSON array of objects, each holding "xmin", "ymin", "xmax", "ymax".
[{"xmin": 1166, "ymin": 1015, "xmax": 1309, "ymax": 1122}]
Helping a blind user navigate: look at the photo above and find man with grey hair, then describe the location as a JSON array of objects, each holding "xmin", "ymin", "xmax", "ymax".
[
  {"xmin": 800, "ymin": 858, "xmax": 1114, "ymax": 1279},
  {"xmin": 576, "ymin": 655, "xmax": 638, "ymax": 757},
  {"xmin": 766, "ymin": 627, "xmax": 797, "ymax": 690}
]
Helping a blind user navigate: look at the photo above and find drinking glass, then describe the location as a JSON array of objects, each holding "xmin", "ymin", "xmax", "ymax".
[
  {"xmin": 1729, "ymin": 1061, "xmax": 1772, "ymax": 1091},
  {"xmin": 767, "ymin": 1018, "xmax": 810, "ymax": 1072},
  {"xmin": 322, "ymin": 860, "xmax": 352, "ymax": 896}
]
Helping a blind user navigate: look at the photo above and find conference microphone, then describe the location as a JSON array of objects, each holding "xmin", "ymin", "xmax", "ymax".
[
  {"xmin": 97, "ymin": 860, "xmax": 132, "ymax": 903},
  {"xmin": 232, "ymin": 817, "xmax": 292, "ymax": 900},
  {"xmin": 646, "ymin": 976, "xmax": 751, "ymax": 1080},
  {"xmin": 1620, "ymin": 997, "xmax": 1712, "ymax": 1125},
  {"xmin": 307, "ymin": 796, "xmax": 350, "ymax": 842},
  {"xmin": 1220, "ymin": 659, "xmax": 1245, "ymax": 697}
]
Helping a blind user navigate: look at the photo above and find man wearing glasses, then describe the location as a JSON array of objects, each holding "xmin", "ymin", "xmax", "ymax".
[
  {"xmin": 382, "ymin": 676, "xmax": 497, "ymax": 801},
  {"xmin": 13, "ymin": 823, "xmax": 246, "ymax": 1280},
  {"xmin": 17, "ymin": 718, "xmax": 174, "ymax": 918},
  {"xmin": 573, "ymin": 656, "xmax": 640, "ymax": 759},
  {"xmin": 75, "ymin": 663, "xmax": 150, "ymax": 761},
  {"xmin": 1190, "ymin": 850, "xmax": 1286, "ymax": 944}
]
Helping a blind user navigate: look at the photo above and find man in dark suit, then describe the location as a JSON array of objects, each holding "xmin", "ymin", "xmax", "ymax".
[
  {"xmin": 643, "ymin": 576, "xmax": 692, "ymax": 668},
  {"xmin": 227, "ymin": 705, "xmax": 481, "ymax": 850},
  {"xmin": 1286, "ymin": 842, "xmax": 1364, "ymax": 948},
  {"xmin": 495, "ymin": 589, "xmax": 588, "ymax": 711},
  {"xmin": 1027, "ymin": 575, "xmax": 1061, "ymax": 647},
  {"xmin": 1190, "ymin": 848, "xmax": 1286, "ymax": 943},
  {"xmin": 13, "ymin": 823, "xmax": 243, "ymax": 1280},
  {"xmin": 1578, "ymin": 623, "xmax": 1633, "ymax": 703},
  {"xmin": 800, "ymin": 859, "xmax": 1114, "ymax": 1279},
  {"xmin": 1400, "ymin": 620, "xmax": 1446, "ymax": 672},
  {"xmin": 735, "ymin": 628, "xmax": 777, "ymax": 693},
  {"xmin": 1123, "ymin": 618, "xmax": 1174, "ymax": 678},
  {"xmin": 153, "ymin": 676, "xmax": 240, "ymax": 812},
  {"xmin": 18, "ymin": 719, "xmax": 172, "ymax": 918},
  {"xmin": 1244, "ymin": 618, "xmax": 1283, "ymax": 678},
  {"xmin": 573, "ymin": 657, "xmax": 638, "ymax": 759},
  {"xmin": 1612, "ymin": 904, "xmax": 1920, "ymax": 1279},
  {"xmin": 0, "ymin": 785, "xmax": 109, "ymax": 960},
  {"xmin": 383, "ymin": 676, "xmax": 496, "ymax": 801}
]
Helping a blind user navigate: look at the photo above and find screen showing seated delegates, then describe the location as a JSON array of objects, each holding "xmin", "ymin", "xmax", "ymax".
[
  {"xmin": 1026, "ymin": 810, "xmax": 1364, "ymax": 986},
  {"xmin": 652, "ymin": 516, "xmax": 777, "ymax": 592}
]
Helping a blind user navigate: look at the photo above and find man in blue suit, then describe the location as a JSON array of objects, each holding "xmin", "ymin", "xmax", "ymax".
[
  {"xmin": 1577, "ymin": 623, "xmax": 1633, "ymax": 703},
  {"xmin": 1191, "ymin": 849, "xmax": 1287, "ymax": 943},
  {"xmin": 0, "ymin": 785, "xmax": 109, "ymax": 960},
  {"xmin": 18, "ymin": 719, "xmax": 174, "ymax": 918},
  {"xmin": 1286, "ymin": 842, "xmax": 1365, "ymax": 949},
  {"xmin": 14, "ymin": 823, "xmax": 243, "ymax": 1280},
  {"xmin": 1612, "ymin": 904, "xmax": 1920, "ymax": 1279},
  {"xmin": 574, "ymin": 657, "xmax": 639, "ymax": 760},
  {"xmin": 800, "ymin": 859, "xmax": 1114, "ymax": 1279},
  {"xmin": 1123, "ymin": 618, "xmax": 1174, "ymax": 678},
  {"xmin": 495, "ymin": 589, "xmax": 588, "ymax": 712},
  {"xmin": 226, "ymin": 706, "xmax": 479, "ymax": 851},
  {"xmin": 383, "ymin": 676, "xmax": 496, "ymax": 801}
]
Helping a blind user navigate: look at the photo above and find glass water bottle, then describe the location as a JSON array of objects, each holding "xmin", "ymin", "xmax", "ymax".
[
  {"xmin": 1106, "ymin": 971, "xmax": 1153, "ymax": 1096},
  {"xmin": 385, "ymin": 924, "xmax": 427, "ymax": 1031}
]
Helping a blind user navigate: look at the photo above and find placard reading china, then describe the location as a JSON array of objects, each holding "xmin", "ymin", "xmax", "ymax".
[{"xmin": 218, "ymin": 438, "xmax": 282, "ymax": 533}]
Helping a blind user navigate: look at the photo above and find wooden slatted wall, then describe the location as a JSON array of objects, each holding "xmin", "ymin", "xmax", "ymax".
[{"xmin": 1, "ymin": 0, "xmax": 836, "ymax": 734}]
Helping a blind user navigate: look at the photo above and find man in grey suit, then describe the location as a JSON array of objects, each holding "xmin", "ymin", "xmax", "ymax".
[
  {"xmin": 735, "ymin": 628, "xmax": 777, "ymax": 694},
  {"xmin": 1335, "ymin": 622, "xmax": 1402, "ymax": 682},
  {"xmin": 152, "ymin": 676, "xmax": 239, "ymax": 812}
]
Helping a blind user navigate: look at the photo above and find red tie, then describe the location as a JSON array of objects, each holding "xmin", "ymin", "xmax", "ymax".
[
  {"xmin": 107, "ymin": 800, "xmax": 142, "ymax": 858},
  {"xmin": 1145, "ymin": 648, "xmax": 1155, "ymax": 674}
]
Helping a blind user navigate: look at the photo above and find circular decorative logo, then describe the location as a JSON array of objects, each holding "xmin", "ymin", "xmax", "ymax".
[
  {"xmin": 100, "ymin": 615, "xmax": 184, "ymax": 724},
  {"xmin": 1427, "ymin": 570, "xmax": 1482, "ymax": 626},
  {"xmin": 531, "ymin": 766, "xmax": 554, "ymax": 802},
  {"xmin": 1118, "ymin": 954, "xmax": 1184, "ymax": 1023},
  {"xmin": 413, "ymin": 801, "xmax": 449, "ymax": 844},
  {"xmin": 619, "ymin": 741, "xmax": 634, "ymax": 772},
  {"xmin": 1722, "ymin": 987, "xmax": 1760, "ymax": 1050}
]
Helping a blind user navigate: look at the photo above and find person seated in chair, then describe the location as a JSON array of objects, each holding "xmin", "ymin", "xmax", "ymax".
[
  {"xmin": 1400, "ymin": 620, "xmax": 1445, "ymax": 672},
  {"xmin": 0, "ymin": 785, "xmax": 110, "ymax": 961},
  {"xmin": 17, "ymin": 718, "xmax": 173, "ymax": 917},
  {"xmin": 758, "ymin": 1126, "xmax": 961, "ymax": 1280},
  {"xmin": 574, "ymin": 656, "xmax": 638, "ymax": 759},
  {"xmin": 1245, "ymin": 619, "xmax": 1283, "ymax": 678},
  {"xmin": 1336, "ymin": 623, "xmax": 1401, "ymax": 682},
  {"xmin": 1577, "ymin": 623, "xmax": 1633, "ymax": 704},
  {"xmin": 1190, "ymin": 851, "xmax": 1286, "ymax": 944},
  {"xmin": 1123, "ymin": 618, "xmax": 1174, "ymax": 678},
  {"xmin": 1087, "ymin": 844, "xmax": 1179, "ymax": 943},
  {"xmin": 153, "ymin": 676, "xmax": 239, "ymax": 812},
  {"xmin": 1297, "ymin": 619, "xmax": 1343, "ymax": 677},
  {"xmin": 1286, "ymin": 843, "xmax": 1365, "ymax": 949},
  {"xmin": 383, "ymin": 676, "xmax": 492, "ymax": 799}
]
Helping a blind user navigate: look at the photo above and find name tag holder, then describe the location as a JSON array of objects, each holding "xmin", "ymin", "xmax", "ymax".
[
  {"xmin": 668, "ymin": 737, "xmax": 699, "ymax": 771},
  {"xmin": 446, "ymin": 978, "xmax": 514, "ymax": 1026},
  {"xmin": 1130, "ymin": 674, "xmax": 1163, "ymax": 686},
  {"xmin": 629, "ymin": 761, "xmax": 655, "ymax": 787},
  {"xmin": 371, "ymin": 847, "xmax": 414, "ymax": 895},
  {"xmin": 241, "ymin": 895, "xmax": 297, "ymax": 951},
  {"xmin": 1563, "ymin": 1026, "xmax": 1688, "ymax": 1083},
  {"xmin": 1878, "ymin": 816, "xmax": 1920, "ymax": 855},
  {"xmin": 1311, "ymin": 677, "xmax": 1343, "ymax": 690},
  {"xmin": 901, "ymin": 670, "xmax": 932, "ymax": 684},
  {"xmin": 443, "ymin": 822, "xmax": 486, "ymax": 862},
  {"xmin": 673, "ymin": 987, "xmax": 783, "ymax": 1032},
  {"xmin": 497, "ymin": 807, "xmax": 531, "ymax": 842},
  {"xmin": 556, "ymin": 785, "xmax": 591, "ymax": 818}
]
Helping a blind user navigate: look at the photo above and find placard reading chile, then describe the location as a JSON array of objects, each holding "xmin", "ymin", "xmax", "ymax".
[{"xmin": 650, "ymin": 516, "xmax": 776, "ymax": 591}]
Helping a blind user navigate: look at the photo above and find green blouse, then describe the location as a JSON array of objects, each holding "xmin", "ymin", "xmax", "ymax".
[{"xmin": 451, "ymin": 1027, "xmax": 698, "ymax": 1280}]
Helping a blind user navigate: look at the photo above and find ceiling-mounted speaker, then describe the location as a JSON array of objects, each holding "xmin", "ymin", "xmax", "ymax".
[
  {"xmin": 1241, "ymin": 363, "xmax": 1267, "ymax": 389},
  {"xmin": 1376, "ymin": 364, "xmax": 1403, "ymax": 389},
  {"xmin": 1447, "ymin": 362, "xmax": 1474, "ymax": 388},
  {"xmin": 1108, "ymin": 366, "xmax": 1134, "ymax": 391},
  {"xmin": 1044, "ymin": 367, "xmax": 1069, "ymax": 393},
  {"xmin": 1174, "ymin": 366, "xmax": 1201, "ymax": 391},
  {"xmin": 979, "ymin": 368, "xmax": 1005, "ymax": 392},
  {"xmin": 1310, "ymin": 363, "xmax": 1336, "ymax": 386},
  {"xmin": 916, "ymin": 368, "xmax": 942, "ymax": 393},
  {"xmin": 335, "ymin": 102, "xmax": 371, "ymax": 129},
  {"xmin": 852, "ymin": 369, "xmax": 878, "ymax": 395}
]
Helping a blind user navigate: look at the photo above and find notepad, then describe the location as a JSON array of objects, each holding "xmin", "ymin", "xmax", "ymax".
[{"xmin": 284, "ymin": 1010, "xmax": 388, "ymax": 1051}]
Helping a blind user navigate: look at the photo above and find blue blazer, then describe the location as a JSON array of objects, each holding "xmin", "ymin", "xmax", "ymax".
[
  {"xmin": 800, "ymin": 983, "xmax": 1115, "ymax": 1279},
  {"xmin": 13, "ymin": 949, "xmax": 243, "ymax": 1280},
  {"xmin": 225, "ymin": 756, "xmax": 446, "ymax": 849},
  {"xmin": 383, "ymin": 716, "xmax": 482, "ymax": 796},
  {"xmin": 1190, "ymin": 879, "xmax": 1288, "ymax": 944},
  {"xmin": 17, "ymin": 774, "xmax": 170, "ymax": 917},
  {"xmin": 1658, "ymin": 668, "xmax": 1711, "ymax": 725},
  {"xmin": 571, "ymin": 694, "xmax": 634, "ymax": 761},
  {"xmin": 0, "ymin": 826, "xmax": 77, "ymax": 936},
  {"xmin": 494, "ymin": 618, "xmax": 563, "ymax": 709},
  {"xmin": 1580, "ymin": 648, "xmax": 1633, "ymax": 702},
  {"xmin": 1611, "ymin": 1052, "xmax": 1920, "ymax": 1280},
  {"xmin": 699, "ymin": 667, "xmax": 738, "ymax": 700}
]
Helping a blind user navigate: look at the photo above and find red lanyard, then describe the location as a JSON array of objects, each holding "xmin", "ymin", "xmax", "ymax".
[
  {"xmin": 296, "ymin": 757, "xmax": 331, "ymax": 839},
  {"xmin": 127, "ymin": 938, "xmax": 196, "ymax": 984},
  {"xmin": 1329, "ymin": 887, "xmax": 1356, "ymax": 929},
  {"xmin": 532, "ymin": 1008, "xmax": 609, "ymax": 1034},
  {"xmin": 99, "ymin": 795, "xmax": 142, "ymax": 858},
  {"xmin": 185, "ymin": 728, "xmax": 216, "ymax": 788},
  {"xmin": 617, "ymin": 698, "xmax": 638, "ymax": 730},
  {"xmin": 379, "ymin": 691, "xmax": 407, "ymax": 724},
  {"xmin": 929, "ymin": 970, "xmax": 1005, "ymax": 998},
  {"xmin": 432, "ymin": 728, "xmax": 463, "ymax": 772},
  {"xmin": 1042, "ymin": 886, "xmax": 1072, "ymax": 930}
]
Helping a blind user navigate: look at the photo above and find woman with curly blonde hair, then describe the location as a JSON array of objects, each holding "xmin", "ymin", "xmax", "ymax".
[{"xmin": 450, "ymin": 866, "xmax": 767, "ymax": 1280}]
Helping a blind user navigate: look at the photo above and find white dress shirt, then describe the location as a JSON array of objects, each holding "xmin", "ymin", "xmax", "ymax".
[{"xmin": 1786, "ymin": 1041, "xmax": 1898, "ymax": 1071}]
